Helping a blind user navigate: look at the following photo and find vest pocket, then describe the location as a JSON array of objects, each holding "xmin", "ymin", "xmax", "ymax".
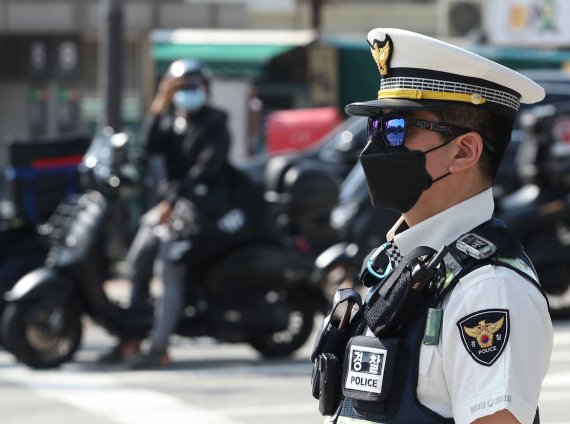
[
  {"xmin": 341, "ymin": 335, "xmax": 409, "ymax": 420},
  {"xmin": 342, "ymin": 335, "xmax": 398, "ymax": 402}
]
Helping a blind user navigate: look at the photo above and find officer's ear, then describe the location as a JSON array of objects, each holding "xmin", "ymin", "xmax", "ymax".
[{"xmin": 448, "ymin": 131, "xmax": 484, "ymax": 174}]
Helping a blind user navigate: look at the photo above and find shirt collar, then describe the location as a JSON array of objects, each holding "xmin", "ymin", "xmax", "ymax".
[{"xmin": 387, "ymin": 188, "xmax": 495, "ymax": 256}]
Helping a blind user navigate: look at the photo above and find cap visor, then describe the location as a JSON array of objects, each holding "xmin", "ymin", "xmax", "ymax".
[{"xmin": 345, "ymin": 99, "xmax": 457, "ymax": 116}]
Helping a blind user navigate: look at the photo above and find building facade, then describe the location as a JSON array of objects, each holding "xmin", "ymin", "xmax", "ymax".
[{"xmin": 0, "ymin": 0, "xmax": 488, "ymax": 165}]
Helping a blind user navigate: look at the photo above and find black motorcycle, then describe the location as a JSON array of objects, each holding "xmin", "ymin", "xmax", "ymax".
[{"xmin": 1, "ymin": 128, "xmax": 326, "ymax": 369}]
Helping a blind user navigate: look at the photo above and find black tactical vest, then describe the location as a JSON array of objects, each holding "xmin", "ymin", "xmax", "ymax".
[{"xmin": 319, "ymin": 219, "xmax": 545, "ymax": 424}]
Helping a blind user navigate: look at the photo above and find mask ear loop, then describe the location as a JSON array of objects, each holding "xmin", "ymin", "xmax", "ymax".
[
  {"xmin": 366, "ymin": 242, "xmax": 392, "ymax": 279},
  {"xmin": 424, "ymin": 135, "xmax": 460, "ymax": 184}
]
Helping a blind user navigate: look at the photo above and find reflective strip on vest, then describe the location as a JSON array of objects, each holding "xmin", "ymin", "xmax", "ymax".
[{"xmin": 496, "ymin": 256, "xmax": 538, "ymax": 282}]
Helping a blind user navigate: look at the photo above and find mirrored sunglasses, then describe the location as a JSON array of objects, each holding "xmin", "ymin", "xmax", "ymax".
[{"xmin": 367, "ymin": 114, "xmax": 474, "ymax": 148}]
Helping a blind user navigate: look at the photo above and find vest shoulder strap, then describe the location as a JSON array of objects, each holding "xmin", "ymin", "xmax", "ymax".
[{"xmin": 443, "ymin": 218, "xmax": 547, "ymax": 303}]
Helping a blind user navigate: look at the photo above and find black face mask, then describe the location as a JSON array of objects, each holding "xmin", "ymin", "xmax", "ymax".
[{"xmin": 359, "ymin": 140, "xmax": 451, "ymax": 213}]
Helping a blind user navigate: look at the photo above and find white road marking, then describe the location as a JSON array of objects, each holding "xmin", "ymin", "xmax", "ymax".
[
  {"xmin": 540, "ymin": 390, "xmax": 570, "ymax": 402},
  {"xmin": 552, "ymin": 330, "xmax": 570, "ymax": 346},
  {"xmin": 540, "ymin": 370, "xmax": 570, "ymax": 404},
  {"xmin": 542, "ymin": 371, "xmax": 570, "ymax": 390},
  {"xmin": 2, "ymin": 368, "xmax": 241, "ymax": 424},
  {"xmin": 1, "ymin": 365, "xmax": 320, "ymax": 422},
  {"xmin": 549, "ymin": 350, "xmax": 570, "ymax": 363}
]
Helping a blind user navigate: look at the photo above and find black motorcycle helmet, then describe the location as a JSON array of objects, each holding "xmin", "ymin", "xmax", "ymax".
[{"xmin": 166, "ymin": 58, "xmax": 213, "ymax": 93}]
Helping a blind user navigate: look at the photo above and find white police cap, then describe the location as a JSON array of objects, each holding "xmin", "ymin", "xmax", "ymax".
[{"xmin": 345, "ymin": 28, "xmax": 545, "ymax": 120}]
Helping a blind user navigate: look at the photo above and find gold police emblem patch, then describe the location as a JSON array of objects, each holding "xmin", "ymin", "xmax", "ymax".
[
  {"xmin": 458, "ymin": 309, "xmax": 510, "ymax": 367},
  {"xmin": 464, "ymin": 316, "xmax": 505, "ymax": 348},
  {"xmin": 369, "ymin": 36, "xmax": 393, "ymax": 77}
]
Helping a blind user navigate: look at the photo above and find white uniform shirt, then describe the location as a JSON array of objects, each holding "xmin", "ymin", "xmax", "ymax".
[{"xmin": 387, "ymin": 188, "xmax": 553, "ymax": 424}]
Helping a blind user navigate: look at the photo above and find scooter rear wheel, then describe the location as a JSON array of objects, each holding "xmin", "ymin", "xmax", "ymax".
[
  {"xmin": 248, "ymin": 290, "xmax": 314, "ymax": 358},
  {"xmin": 1, "ymin": 299, "xmax": 82, "ymax": 369}
]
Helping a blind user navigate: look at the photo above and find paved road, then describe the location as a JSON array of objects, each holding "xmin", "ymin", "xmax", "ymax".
[{"xmin": 1, "ymin": 316, "xmax": 569, "ymax": 424}]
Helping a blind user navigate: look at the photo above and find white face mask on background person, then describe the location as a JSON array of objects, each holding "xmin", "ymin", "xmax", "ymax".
[{"xmin": 173, "ymin": 88, "xmax": 206, "ymax": 112}]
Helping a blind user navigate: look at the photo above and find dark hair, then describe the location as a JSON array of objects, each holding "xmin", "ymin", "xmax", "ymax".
[{"xmin": 432, "ymin": 105, "xmax": 514, "ymax": 183}]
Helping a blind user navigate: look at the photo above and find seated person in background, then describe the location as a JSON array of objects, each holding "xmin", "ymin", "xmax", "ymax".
[{"xmin": 99, "ymin": 58, "xmax": 233, "ymax": 366}]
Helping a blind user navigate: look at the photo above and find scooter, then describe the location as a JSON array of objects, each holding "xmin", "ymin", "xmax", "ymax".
[
  {"xmin": 1, "ymin": 129, "xmax": 326, "ymax": 369},
  {"xmin": 0, "ymin": 133, "xmax": 88, "ymax": 331}
]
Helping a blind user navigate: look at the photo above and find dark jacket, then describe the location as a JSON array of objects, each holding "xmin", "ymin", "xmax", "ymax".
[{"xmin": 141, "ymin": 105, "xmax": 231, "ymax": 204}]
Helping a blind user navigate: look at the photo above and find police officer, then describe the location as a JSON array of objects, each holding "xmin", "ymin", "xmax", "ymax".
[{"xmin": 314, "ymin": 29, "xmax": 553, "ymax": 424}]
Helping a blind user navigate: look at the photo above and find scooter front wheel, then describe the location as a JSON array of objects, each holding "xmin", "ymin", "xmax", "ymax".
[{"xmin": 1, "ymin": 299, "xmax": 82, "ymax": 369}]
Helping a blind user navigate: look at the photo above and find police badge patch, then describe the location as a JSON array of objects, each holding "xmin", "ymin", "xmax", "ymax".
[
  {"xmin": 345, "ymin": 344, "xmax": 387, "ymax": 394},
  {"xmin": 457, "ymin": 309, "xmax": 510, "ymax": 367}
]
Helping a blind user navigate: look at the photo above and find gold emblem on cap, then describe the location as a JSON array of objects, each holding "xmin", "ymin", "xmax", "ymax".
[
  {"xmin": 370, "ymin": 36, "xmax": 393, "ymax": 77},
  {"xmin": 463, "ymin": 317, "xmax": 504, "ymax": 349}
]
